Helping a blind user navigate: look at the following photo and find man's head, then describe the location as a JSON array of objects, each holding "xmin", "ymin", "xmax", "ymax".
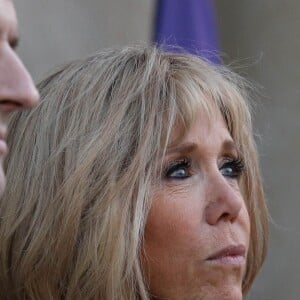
[{"xmin": 0, "ymin": 0, "xmax": 39, "ymax": 194}]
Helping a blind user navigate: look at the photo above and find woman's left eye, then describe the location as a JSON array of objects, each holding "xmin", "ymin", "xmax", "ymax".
[{"xmin": 219, "ymin": 158, "xmax": 245, "ymax": 179}]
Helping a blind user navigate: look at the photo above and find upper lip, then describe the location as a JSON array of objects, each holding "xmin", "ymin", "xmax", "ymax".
[{"xmin": 206, "ymin": 244, "xmax": 246, "ymax": 261}]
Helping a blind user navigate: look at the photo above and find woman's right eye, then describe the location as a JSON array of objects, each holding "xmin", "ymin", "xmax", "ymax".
[{"xmin": 164, "ymin": 159, "xmax": 191, "ymax": 180}]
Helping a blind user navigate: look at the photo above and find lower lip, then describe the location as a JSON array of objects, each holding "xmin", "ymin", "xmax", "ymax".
[
  {"xmin": 207, "ymin": 255, "xmax": 245, "ymax": 266},
  {"xmin": 0, "ymin": 139, "xmax": 8, "ymax": 155}
]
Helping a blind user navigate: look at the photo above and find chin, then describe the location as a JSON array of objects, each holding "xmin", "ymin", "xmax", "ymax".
[
  {"xmin": 188, "ymin": 283, "xmax": 242, "ymax": 300},
  {"xmin": 208, "ymin": 286, "xmax": 243, "ymax": 300}
]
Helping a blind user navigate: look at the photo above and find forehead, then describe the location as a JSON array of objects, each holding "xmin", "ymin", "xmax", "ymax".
[
  {"xmin": 0, "ymin": 0, "xmax": 18, "ymax": 37},
  {"xmin": 166, "ymin": 107, "xmax": 236, "ymax": 159},
  {"xmin": 168, "ymin": 99, "xmax": 231, "ymax": 141},
  {"xmin": 185, "ymin": 110, "xmax": 232, "ymax": 146}
]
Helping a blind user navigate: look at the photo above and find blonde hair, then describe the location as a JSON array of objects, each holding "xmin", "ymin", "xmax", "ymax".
[{"xmin": 0, "ymin": 45, "xmax": 268, "ymax": 299}]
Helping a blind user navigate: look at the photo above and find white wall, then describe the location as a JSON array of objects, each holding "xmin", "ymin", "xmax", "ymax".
[
  {"xmin": 216, "ymin": 1, "xmax": 300, "ymax": 299},
  {"xmin": 14, "ymin": 0, "xmax": 154, "ymax": 81}
]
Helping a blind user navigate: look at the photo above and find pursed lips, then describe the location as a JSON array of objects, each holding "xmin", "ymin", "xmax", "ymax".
[{"xmin": 206, "ymin": 244, "xmax": 246, "ymax": 266}]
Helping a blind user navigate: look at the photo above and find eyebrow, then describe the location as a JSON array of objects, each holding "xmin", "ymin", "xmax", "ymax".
[
  {"xmin": 221, "ymin": 140, "xmax": 238, "ymax": 155},
  {"xmin": 166, "ymin": 139, "xmax": 238, "ymax": 156},
  {"xmin": 166, "ymin": 142, "xmax": 198, "ymax": 155}
]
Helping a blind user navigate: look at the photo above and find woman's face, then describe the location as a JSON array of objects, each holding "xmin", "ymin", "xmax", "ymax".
[{"xmin": 143, "ymin": 109, "xmax": 250, "ymax": 300}]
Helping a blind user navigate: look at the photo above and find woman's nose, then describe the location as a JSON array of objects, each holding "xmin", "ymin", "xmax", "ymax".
[
  {"xmin": 0, "ymin": 46, "xmax": 39, "ymax": 112},
  {"xmin": 204, "ymin": 174, "xmax": 243, "ymax": 225}
]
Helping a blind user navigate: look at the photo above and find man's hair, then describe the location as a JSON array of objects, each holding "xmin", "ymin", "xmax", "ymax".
[{"xmin": 0, "ymin": 45, "xmax": 268, "ymax": 299}]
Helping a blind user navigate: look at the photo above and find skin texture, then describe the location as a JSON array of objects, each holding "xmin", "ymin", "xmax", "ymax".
[
  {"xmin": 0, "ymin": 0, "xmax": 39, "ymax": 194},
  {"xmin": 143, "ymin": 110, "xmax": 250, "ymax": 300}
]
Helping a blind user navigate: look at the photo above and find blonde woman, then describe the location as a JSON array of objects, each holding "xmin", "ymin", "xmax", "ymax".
[{"xmin": 0, "ymin": 46, "xmax": 268, "ymax": 299}]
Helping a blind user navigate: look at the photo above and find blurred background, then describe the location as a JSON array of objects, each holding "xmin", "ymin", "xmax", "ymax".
[{"xmin": 14, "ymin": 0, "xmax": 300, "ymax": 299}]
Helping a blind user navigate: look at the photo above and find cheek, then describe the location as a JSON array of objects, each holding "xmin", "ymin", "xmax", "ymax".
[
  {"xmin": 141, "ymin": 183, "xmax": 210, "ymax": 288},
  {"xmin": 141, "ymin": 185, "xmax": 205, "ymax": 297},
  {"xmin": 144, "ymin": 183, "xmax": 206, "ymax": 256},
  {"xmin": 241, "ymin": 202, "xmax": 251, "ymax": 249}
]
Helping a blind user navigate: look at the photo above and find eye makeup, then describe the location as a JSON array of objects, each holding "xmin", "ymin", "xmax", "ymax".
[
  {"xmin": 163, "ymin": 157, "xmax": 192, "ymax": 180},
  {"xmin": 219, "ymin": 156, "xmax": 245, "ymax": 179}
]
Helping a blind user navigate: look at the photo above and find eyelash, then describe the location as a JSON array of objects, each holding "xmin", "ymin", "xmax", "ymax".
[
  {"xmin": 163, "ymin": 158, "xmax": 191, "ymax": 180},
  {"xmin": 163, "ymin": 157, "xmax": 245, "ymax": 180},
  {"xmin": 219, "ymin": 157, "xmax": 245, "ymax": 179}
]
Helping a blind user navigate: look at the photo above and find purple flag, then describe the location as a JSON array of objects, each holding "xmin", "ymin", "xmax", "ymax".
[{"xmin": 153, "ymin": 0, "xmax": 220, "ymax": 64}]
